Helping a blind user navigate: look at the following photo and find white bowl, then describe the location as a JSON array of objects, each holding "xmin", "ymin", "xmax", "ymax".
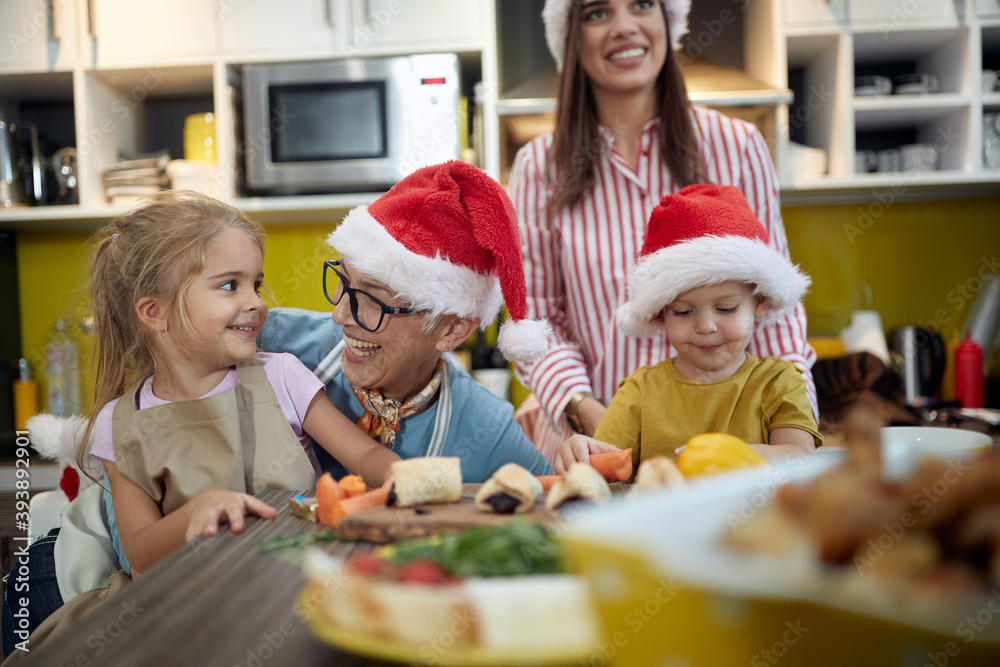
[{"xmin": 880, "ymin": 426, "xmax": 993, "ymax": 472}]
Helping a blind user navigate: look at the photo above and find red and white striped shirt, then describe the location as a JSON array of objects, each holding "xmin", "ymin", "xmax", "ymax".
[{"xmin": 510, "ymin": 106, "xmax": 817, "ymax": 425}]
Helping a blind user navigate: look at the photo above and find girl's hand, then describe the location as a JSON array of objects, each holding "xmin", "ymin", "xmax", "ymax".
[
  {"xmin": 184, "ymin": 490, "xmax": 277, "ymax": 542},
  {"xmin": 554, "ymin": 434, "xmax": 621, "ymax": 475}
]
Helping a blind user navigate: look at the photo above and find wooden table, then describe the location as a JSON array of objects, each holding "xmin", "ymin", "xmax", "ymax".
[{"xmin": 18, "ymin": 490, "xmax": 394, "ymax": 667}]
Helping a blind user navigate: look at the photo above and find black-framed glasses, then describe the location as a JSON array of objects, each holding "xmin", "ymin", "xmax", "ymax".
[{"xmin": 323, "ymin": 260, "xmax": 425, "ymax": 332}]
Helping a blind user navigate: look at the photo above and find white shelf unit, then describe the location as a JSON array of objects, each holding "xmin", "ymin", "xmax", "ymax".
[
  {"xmin": 777, "ymin": 0, "xmax": 1000, "ymax": 193},
  {"xmin": 0, "ymin": 0, "xmax": 499, "ymax": 229}
]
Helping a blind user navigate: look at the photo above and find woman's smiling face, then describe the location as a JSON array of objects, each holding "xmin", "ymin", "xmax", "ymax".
[
  {"xmin": 330, "ymin": 262, "xmax": 447, "ymax": 402},
  {"xmin": 578, "ymin": 0, "xmax": 668, "ymax": 100}
]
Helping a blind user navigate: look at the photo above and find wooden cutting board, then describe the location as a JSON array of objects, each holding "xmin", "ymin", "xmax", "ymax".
[{"xmin": 337, "ymin": 483, "xmax": 555, "ymax": 543}]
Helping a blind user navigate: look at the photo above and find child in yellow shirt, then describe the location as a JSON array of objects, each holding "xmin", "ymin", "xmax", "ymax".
[{"xmin": 554, "ymin": 184, "xmax": 821, "ymax": 474}]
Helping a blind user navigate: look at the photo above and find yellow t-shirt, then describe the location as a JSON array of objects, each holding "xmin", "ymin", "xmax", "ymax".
[{"xmin": 593, "ymin": 354, "xmax": 821, "ymax": 469}]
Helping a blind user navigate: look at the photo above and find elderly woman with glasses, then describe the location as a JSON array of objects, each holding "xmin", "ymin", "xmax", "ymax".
[{"xmin": 260, "ymin": 161, "xmax": 554, "ymax": 482}]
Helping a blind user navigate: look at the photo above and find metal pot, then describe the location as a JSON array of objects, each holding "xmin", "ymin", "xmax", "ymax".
[{"xmin": 890, "ymin": 326, "xmax": 947, "ymax": 407}]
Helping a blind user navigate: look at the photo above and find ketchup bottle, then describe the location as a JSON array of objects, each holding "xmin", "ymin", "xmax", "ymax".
[{"xmin": 955, "ymin": 334, "xmax": 984, "ymax": 408}]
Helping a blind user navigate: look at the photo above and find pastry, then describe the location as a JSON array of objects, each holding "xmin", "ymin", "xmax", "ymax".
[
  {"xmin": 474, "ymin": 463, "xmax": 543, "ymax": 514},
  {"xmin": 634, "ymin": 456, "xmax": 685, "ymax": 491},
  {"xmin": 388, "ymin": 457, "xmax": 462, "ymax": 508},
  {"xmin": 545, "ymin": 462, "xmax": 611, "ymax": 512}
]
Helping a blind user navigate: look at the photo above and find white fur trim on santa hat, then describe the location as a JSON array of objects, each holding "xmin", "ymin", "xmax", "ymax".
[
  {"xmin": 616, "ymin": 235, "xmax": 810, "ymax": 338},
  {"xmin": 328, "ymin": 205, "xmax": 503, "ymax": 325},
  {"xmin": 543, "ymin": 0, "xmax": 691, "ymax": 71},
  {"xmin": 497, "ymin": 318, "xmax": 553, "ymax": 364},
  {"xmin": 26, "ymin": 413, "xmax": 102, "ymax": 480}
]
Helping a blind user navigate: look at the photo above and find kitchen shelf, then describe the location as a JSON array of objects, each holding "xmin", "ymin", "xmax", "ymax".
[
  {"xmin": 496, "ymin": 61, "xmax": 792, "ymax": 116},
  {"xmin": 0, "ymin": 191, "xmax": 387, "ymax": 231}
]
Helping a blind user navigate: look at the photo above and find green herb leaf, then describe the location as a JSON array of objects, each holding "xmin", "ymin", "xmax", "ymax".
[
  {"xmin": 385, "ymin": 521, "xmax": 563, "ymax": 577},
  {"xmin": 259, "ymin": 530, "xmax": 338, "ymax": 553}
]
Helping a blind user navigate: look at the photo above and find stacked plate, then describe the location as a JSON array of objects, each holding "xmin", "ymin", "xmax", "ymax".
[{"xmin": 102, "ymin": 150, "xmax": 170, "ymax": 204}]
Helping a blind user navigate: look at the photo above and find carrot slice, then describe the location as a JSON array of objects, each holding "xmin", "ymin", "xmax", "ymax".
[
  {"xmin": 331, "ymin": 486, "xmax": 391, "ymax": 528},
  {"xmin": 338, "ymin": 474, "xmax": 367, "ymax": 498},
  {"xmin": 316, "ymin": 473, "xmax": 346, "ymax": 526},
  {"xmin": 590, "ymin": 448, "xmax": 633, "ymax": 483},
  {"xmin": 535, "ymin": 475, "xmax": 564, "ymax": 491}
]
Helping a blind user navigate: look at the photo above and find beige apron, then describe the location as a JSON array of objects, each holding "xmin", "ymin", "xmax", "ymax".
[
  {"xmin": 4, "ymin": 359, "xmax": 315, "ymax": 664},
  {"xmin": 112, "ymin": 356, "xmax": 317, "ymax": 511}
]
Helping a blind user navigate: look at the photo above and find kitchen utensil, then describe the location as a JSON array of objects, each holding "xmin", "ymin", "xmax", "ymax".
[
  {"xmin": 893, "ymin": 73, "xmax": 939, "ymax": 95},
  {"xmin": 854, "ymin": 75, "xmax": 892, "ymax": 97},
  {"xmin": 899, "ymin": 143, "xmax": 938, "ymax": 171},
  {"xmin": 0, "ymin": 116, "xmax": 28, "ymax": 207},
  {"xmin": 336, "ymin": 483, "xmax": 557, "ymax": 543},
  {"xmin": 983, "ymin": 69, "xmax": 1000, "ymax": 93},
  {"xmin": 855, "ymin": 149, "xmax": 877, "ymax": 173},
  {"xmin": 890, "ymin": 326, "xmax": 947, "ymax": 406}
]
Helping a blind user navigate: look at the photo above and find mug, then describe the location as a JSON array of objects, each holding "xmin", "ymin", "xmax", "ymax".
[
  {"xmin": 877, "ymin": 148, "xmax": 900, "ymax": 173},
  {"xmin": 855, "ymin": 75, "xmax": 892, "ymax": 97},
  {"xmin": 984, "ymin": 112, "xmax": 1000, "ymax": 171},
  {"xmin": 855, "ymin": 149, "xmax": 877, "ymax": 173},
  {"xmin": 899, "ymin": 143, "xmax": 938, "ymax": 172},
  {"xmin": 894, "ymin": 73, "xmax": 939, "ymax": 95},
  {"xmin": 982, "ymin": 69, "xmax": 1000, "ymax": 94}
]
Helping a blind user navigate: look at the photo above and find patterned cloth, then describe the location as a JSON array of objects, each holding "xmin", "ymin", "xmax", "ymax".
[{"xmin": 349, "ymin": 358, "xmax": 446, "ymax": 448}]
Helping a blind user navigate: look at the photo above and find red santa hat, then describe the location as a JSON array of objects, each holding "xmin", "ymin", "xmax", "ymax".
[
  {"xmin": 543, "ymin": 0, "xmax": 691, "ymax": 71},
  {"xmin": 327, "ymin": 161, "xmax": 551, "ymax": 363},
  {"xmin": 617, "ymin": 184, "xmax": 810, "ymax": 338}
]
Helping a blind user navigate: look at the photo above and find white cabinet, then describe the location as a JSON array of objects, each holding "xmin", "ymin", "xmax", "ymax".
[
  {"xmin": 89, "ymin": 0, "xmax": 217, "ymax": 66},
  {"xmin": 218, "ymin": 0, "xmax": 351, "ymax": 59},
  {"xmin": 0, "ymin": 0, "xmax": 80, "ymax": 73},
  {"xmin": 346, "ymin": 0, "xmax": 482, "ymax": 54}
]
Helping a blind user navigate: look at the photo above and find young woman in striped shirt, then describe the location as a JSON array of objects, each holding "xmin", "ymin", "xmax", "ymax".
[{"xmin": 509, "ymin": 0, "xmax": 817, "ymax": 462}]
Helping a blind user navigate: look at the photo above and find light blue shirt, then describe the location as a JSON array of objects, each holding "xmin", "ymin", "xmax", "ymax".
[{"xmin": 259, "ymin": 307, "xmax": 552, "ymax": 482}]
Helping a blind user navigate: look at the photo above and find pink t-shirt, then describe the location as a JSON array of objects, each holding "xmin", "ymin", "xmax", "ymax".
[{"xmin": 91, "ymin": 352, "xmax": 324, "ymax": 478}]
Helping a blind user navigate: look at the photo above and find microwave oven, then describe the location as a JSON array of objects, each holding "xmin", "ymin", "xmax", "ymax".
[{"xmin": 242, "ymin": 54, "xmax": 460, "ymax": 194}]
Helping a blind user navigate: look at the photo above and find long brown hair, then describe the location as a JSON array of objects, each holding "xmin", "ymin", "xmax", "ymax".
[
  {"xmin": 77, "ymin": 191, "xmax": 266, "ymax": 479},
  {"xmin": 546, "ymin": 0, "xmax": 705, "ymax": 219}
]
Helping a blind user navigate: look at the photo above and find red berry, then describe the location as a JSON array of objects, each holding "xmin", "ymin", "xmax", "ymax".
[{"xmin": 396, "ymin": 559, "xmax": 450, "ymax": 585}]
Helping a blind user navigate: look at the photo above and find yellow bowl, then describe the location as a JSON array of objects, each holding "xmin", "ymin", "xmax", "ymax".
[{"xmin": 562, "ymin": 458, "xmax": 1000, "ymax": 666}]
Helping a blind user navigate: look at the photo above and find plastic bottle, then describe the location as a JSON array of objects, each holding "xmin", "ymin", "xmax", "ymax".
[
  {"xmin": 955, "ymin": 334, "xmax": 984, "ymax": 409},
  {"xmin": 45, "ymin": 319, "xmax": 81, "ymax": 416},
  {"xmin": 13, "ymin": 358, "xmax": 38, "ymax": 430}
]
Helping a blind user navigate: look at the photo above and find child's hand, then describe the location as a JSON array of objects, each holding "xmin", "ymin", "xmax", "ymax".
[
  {"xmin": 554, "ymin": 434, "xmax": 622, "ymax": 475},
  {"xmin": 184, "ymin": 490, "xmax": 278, "ymax": 542}
]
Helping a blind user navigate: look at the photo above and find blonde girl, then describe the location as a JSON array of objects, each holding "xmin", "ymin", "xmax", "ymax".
[{"xmin": 79, "ymin": 191, "xmax": 399, "ymax": 577}]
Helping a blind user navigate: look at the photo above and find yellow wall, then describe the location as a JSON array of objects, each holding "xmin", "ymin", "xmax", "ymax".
[
  {"xmin": 783, "ymin": 196, "xmax": 1000, "ymax": 340},
  {"xmin": 16, "ymin": 195, "xmax": 1000, "ymax": 408}
]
